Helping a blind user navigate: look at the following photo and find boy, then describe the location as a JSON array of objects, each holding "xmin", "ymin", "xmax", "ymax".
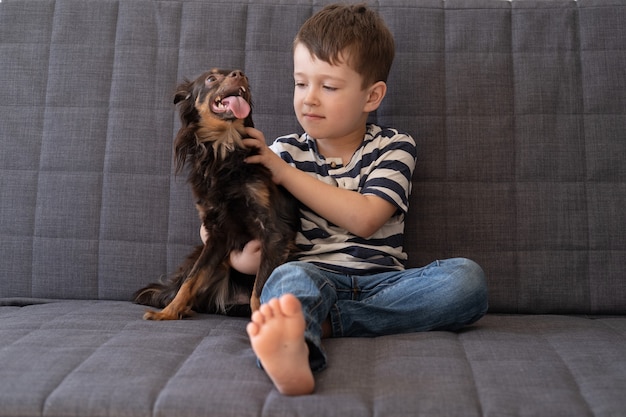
[{"xmin": 223, "ymin": 4, "xmax": 488, "ymax": 395}]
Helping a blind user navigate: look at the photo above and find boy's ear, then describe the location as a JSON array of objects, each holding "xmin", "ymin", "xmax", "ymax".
[{"xmin": 364, "ymin": 81, "xmax": 387, "ymax": 112}]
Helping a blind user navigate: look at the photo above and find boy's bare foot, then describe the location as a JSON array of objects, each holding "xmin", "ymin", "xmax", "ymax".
[{"xmin": 246, "ymin": 294, "xmax": 315, "ymax": 395}]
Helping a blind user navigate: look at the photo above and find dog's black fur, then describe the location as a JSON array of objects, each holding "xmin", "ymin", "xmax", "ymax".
[{"xmin": 133, "ymin": 68, "xmax": 299, "ymax": 320}]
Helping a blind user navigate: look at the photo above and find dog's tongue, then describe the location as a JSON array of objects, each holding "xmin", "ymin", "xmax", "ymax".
[{"xmin": 221, "ymin": 96, "xmax": 250, "ymax": 119}]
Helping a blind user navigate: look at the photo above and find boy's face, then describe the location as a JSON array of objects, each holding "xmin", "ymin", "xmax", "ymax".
[{"xmin": 292, "ymin": 43, "xmax": 378, "ymax": 142}]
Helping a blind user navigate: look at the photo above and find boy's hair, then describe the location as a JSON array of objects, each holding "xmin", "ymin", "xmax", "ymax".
[{"xmin": 294, "ymin": 3, "xmax": 395, "ymax": 89}]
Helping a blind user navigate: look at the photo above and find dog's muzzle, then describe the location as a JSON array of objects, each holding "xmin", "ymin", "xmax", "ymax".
[{"xmin": 212, "ymin": 87, "xmax": 250, "ymax": 119}]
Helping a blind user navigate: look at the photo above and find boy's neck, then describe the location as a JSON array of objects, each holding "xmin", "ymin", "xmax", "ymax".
[{"xmin": 314, "ymin": 124, "xmax": 367, "ymax": 165}]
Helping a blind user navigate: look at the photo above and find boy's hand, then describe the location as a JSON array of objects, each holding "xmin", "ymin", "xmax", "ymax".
[
  {"xmin": 200, "ymin": 224, "xmax": 261, "ymax": 275},
  {"xmin": 241, "ymin": 128, "xmax": 396, "ymax": 238},
  {"xmin": 243, "ymin": 127, "xmax": 287, "ymax": 185}
]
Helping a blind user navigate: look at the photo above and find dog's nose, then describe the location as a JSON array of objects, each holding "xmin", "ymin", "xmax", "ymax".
[{"xmin": 229, "ymin": 70, "xmax": 245, "ymax": 79}]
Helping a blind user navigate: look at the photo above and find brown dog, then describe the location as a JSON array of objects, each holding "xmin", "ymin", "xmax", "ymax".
[{"xmin": 133, "ymin": 68, "xmax": 299, "ymax": 320}]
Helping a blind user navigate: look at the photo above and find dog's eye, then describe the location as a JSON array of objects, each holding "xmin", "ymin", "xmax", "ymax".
[{"xmin": 206, "ymin": 75, "xmax": 217, "ymax": 85}]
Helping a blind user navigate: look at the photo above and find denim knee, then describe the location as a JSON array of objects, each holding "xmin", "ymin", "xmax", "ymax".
[
  {"xmin": 462, "ymin": 258, "xmax": 488, "ymax": 299},
  {"xmin": 260, "ymin": 261, "xmax": 324, "ymax": 303},
  {"xmin": 449, "ymin": 257, "xmax": 489, "ymax": 324}
]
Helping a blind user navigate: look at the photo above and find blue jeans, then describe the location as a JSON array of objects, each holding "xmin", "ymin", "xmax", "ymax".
[{"xmin": 260, "ymin": 258, "xmax": 488, "ymax": 372}]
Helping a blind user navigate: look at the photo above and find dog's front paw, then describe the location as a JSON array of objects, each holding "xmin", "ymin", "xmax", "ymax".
[
  {"xmin": 142, "ymin": 307, "xmax": 191, "ymax": 321},
  {"xmin": 143, "ymin": 310, "xmax": 171, "ymax": 320}
]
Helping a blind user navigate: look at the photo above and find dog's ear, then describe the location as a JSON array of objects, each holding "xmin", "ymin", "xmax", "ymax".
[
  {"xmin": 174, "ymin": 79, "xmax": 193, "ymax": 104},
  {"xmin": 174, "ymin": 79, "xmax": 199, "ymax": 126},
  {"xmin": 174, "ymin": 92, "xmax": 191, "ymax": 104},
  {"xmin": 173, "ymin": 126, "xmax": 196, "ymax": 174}
]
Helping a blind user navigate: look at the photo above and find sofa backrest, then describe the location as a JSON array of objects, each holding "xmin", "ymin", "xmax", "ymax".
[{"xmin": 1, "ymin": 0, "xmax": 624, "ymax": 314}]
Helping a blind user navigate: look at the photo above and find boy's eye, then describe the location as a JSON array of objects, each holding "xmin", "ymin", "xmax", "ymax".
[{"xmin": 323, "ymin": 85, "xmax": 338, "ymax": 91}]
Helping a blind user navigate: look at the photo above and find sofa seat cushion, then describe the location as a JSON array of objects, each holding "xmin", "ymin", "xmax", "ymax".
[{"xmin": 1, "ymin": 300, "xmax": 624, "ymax": 417}]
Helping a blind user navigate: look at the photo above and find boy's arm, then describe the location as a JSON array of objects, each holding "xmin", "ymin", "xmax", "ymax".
[{"xmin": 243, "ymin": 128, "xmax": 397, "ymax": 239}]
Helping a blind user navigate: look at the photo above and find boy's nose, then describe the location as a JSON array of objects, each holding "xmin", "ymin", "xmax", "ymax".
[{"xmin": 303, "ymin": 88, "xmax": 318, "ymax": 106}]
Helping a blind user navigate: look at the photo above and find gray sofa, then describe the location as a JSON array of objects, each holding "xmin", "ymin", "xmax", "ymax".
[{"xmin": 1, "ymin": 0, "xmax": 625, "ymax": 415}]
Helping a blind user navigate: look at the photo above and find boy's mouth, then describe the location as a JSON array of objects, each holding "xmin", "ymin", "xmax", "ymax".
[{"xmin": 303, "ymin": 112, "xmax": 324, "ymax": 120}]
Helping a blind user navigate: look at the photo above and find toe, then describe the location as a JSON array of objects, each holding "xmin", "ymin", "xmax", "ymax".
[
  {"xmin": 251, "ymin": 309, "xmax": 266, "ymax": 325},
  {"xmin": 259, "ymin": 302, "xmax": 275, "ymax": 319},
  {"xmin": 246, "ymin": 321, "xmax": 260, "ymax": 337},
  {"xmin": 279, "ymin": 294, "xmax": 302, "ymax": 317}
]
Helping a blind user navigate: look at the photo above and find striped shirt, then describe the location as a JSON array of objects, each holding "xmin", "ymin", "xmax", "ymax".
[{"xmin": 270, "ymin": 124, "xmax": 417, "ymax": 275}]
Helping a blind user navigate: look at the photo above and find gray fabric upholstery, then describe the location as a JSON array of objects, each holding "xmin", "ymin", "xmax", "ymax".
[
  {"xmin": 1, "ymin": 0, "xmax": 625, "ymax": 415},
  {"xmin": 1, "ymin": 301, "xmax": 625, "ymax": 417}
]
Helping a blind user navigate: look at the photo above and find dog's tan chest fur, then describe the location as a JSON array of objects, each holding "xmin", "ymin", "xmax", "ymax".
[{"xmin": 196, "ymin": 117, "xmax": 246, "ymax": 160}]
